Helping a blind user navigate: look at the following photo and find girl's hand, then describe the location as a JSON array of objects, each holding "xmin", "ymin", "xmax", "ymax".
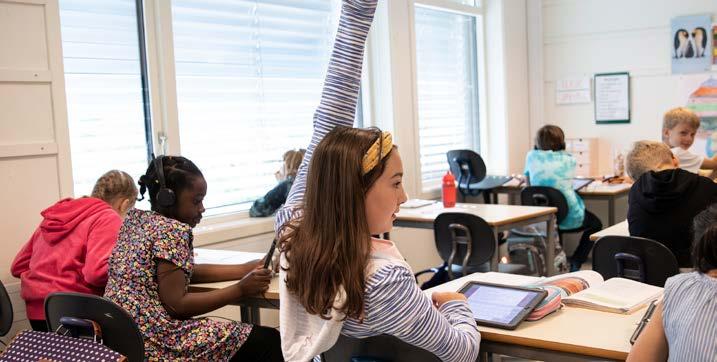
[
  {"xmin": 244, "ymin": 259, "xmax": 263, "ymax": 270},
  {"xmin": 237, "ymin": 268, "xmax": 272, "ymax": 297},
  {"xmin": 431, "ymin": 292, "xmax": 467, "ymax": 308}
]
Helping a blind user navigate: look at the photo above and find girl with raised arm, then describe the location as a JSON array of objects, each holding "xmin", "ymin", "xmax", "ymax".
[{"xmin": 275, "ymin": 1, "xmax": 480, "ymax": 361}]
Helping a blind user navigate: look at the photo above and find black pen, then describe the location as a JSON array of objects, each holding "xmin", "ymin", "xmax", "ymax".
[{"xmin": 630, "ymin": 300, "xmax": 658, "ymax": 344}]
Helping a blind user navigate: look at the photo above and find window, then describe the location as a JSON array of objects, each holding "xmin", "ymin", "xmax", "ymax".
[
  {"xmin": 60, "ymin": 0, "xmax": 350, "ymax": 215},
  {"xmin": 414, "ymin": 5, "xmax": 481, "ymax": 192},
  {"xmin": 171, "ymin": 0, "xmax": 342, "ymax": 213},
  {"xmin": 60, "ymin": 0, "xmax": 151, "ymax": 197}
]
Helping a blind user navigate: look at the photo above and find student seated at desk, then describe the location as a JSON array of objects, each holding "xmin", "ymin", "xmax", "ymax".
[
  {"xmin": 625, "ymin": 141, "xmax": 717, "ymax": 267},
  {"xmin": 524, "ymin": 125, "xmax": 602, "ymax": 272},
  {"xmin": 662, "ymin": 107, "xmax": 717, "ymax": 177},
  {"xmin": 11, "ymin": 170, "xmax": 136, "ymax": 331},
  {"xmin": 628, "ymin": 205, "xmax": 717, "ymax": 362},
  {"xmin": 275, "ymin": 1, "xmax": 480, "ymax": 361},
  {"xmin": 249, "ymin": 148, "xmax": 305, "ymax": 217},
  {"xmin": 104, "ymin": 156, "xmax": 282, "ymax": 361}
]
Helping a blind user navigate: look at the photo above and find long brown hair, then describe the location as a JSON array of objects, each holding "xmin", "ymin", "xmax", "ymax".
[{"xmin": 279, "ymin": 126, "xmax": 394, "ymax": 320}]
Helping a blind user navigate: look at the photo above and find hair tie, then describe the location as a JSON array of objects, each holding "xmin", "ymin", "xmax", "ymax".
[{"xmin": 362, "ymin": 131, "xmax": 393, "ymax": 175}]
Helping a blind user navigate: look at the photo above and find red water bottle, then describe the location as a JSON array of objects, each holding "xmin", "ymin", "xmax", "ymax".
[{"xmin": 442, "ymin": 171, "xmax": 456, "ymax": 208}]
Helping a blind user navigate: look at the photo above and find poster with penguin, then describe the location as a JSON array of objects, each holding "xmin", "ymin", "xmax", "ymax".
[{"xmin": 671, "ymin": 14, "xmax": 712, "ymax": 74}]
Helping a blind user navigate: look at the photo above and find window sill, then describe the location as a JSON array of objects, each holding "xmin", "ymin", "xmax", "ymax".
[{"xmin": 193, "ymin": 216, "xmax": 275, "ymax": 247}]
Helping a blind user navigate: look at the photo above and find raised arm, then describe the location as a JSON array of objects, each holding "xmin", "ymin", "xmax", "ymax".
[{"xmin": 275, "ymin": 0, "xmax": 377, "ymax": 232}]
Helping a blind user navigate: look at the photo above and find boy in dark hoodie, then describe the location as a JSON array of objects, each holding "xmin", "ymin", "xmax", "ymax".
[
  {"xmin": 11, "ymin": 170, "xmax": 136, "ymax": 331},
  {"xmin": 625, "ymin": 140, "xmax": 717, "ymax": 267}
]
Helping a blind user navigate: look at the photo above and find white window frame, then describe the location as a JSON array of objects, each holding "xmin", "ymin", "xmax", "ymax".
[
  {"xmin": 367, "ymin": 0, "xmax": 487, "ymax": 200},
  {"xmin": 64, "ymin": 0, "xmax": 354, "ymax": 241}
]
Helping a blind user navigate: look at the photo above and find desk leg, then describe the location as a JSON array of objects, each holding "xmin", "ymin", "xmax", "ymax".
[
  {"xmin": 546, "ymin": 214, "xmax": 557, "ymax": 276},
  {"xmin": 608, "ymin": 197, "xmax": 615, "ymax": 226},
  {"xmin": 479, "ymin": 351, "xmax": 491, "ymax": 362},
  {"xmin": 240, "ymin": 306, "xmax": 261, "ymax": 324},
  {"xmin": 491, "ymin": 229, "xmax": 500, "ymax": 272}
]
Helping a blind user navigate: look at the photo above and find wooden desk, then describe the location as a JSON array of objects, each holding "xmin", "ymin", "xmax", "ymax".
[
  {"xmin": 426, "ymin": 272, "xmax": 647, "ymax": 361},
  {"xmin": 395, "ymin": 202, "xmax": 559, "ymax": 276},
  {"xmin": 189, "ymin": 249, "xmax": 280, "ymax": 324},
  {"xmin": 590, "ymin": 220, "xmax": 629, "ymax": 241},
  {"xmin": 491, "ymin": 181, "xmax": 631, "ymax": 226},
  {"xmin": 579, "ymin": 183, "xmax": 631, "ymax": 226}
]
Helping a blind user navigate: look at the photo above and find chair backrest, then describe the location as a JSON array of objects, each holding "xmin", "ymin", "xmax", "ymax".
[
  {"xmin": 45, "ymin": 292, "xmax": 144, "ymax": 361},
  {"xmin": 520, "ymin": 186, "xmax": 569, "ymax": 224},
  {"xmin": 434, "ymin": 213, "xmax": 496, "ymax": 277},
  {"xmin": 322, "ymin": 334, "xmax": 441, "ymax": 362},
  {"xmin": 0, "ymin": 280, "xmax": 13, "ymax": 337},
  {"xmin": 592, "ymin": 236, "xmax": 680, "ymax": 287},
  {"xmin": 446, "ymin": 149, "xmax": 487, "ymax": 193}
]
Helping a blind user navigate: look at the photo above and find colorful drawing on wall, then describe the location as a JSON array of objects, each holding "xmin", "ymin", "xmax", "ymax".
[
  {"xmin": 685, "ymin": 77, "xmax": 717, "ymax": 157},
  {"xmin": 671, "ymin": 15, "xmax": 712, "ymax": 74}
]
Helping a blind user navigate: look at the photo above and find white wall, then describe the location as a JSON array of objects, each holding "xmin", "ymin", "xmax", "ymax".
[
  {"xmin": 533, "ymin": 0, "xmax": 717, "ymax": 174},
  {"xmin": 0, "ymin": 0, "xmax": 74, "ymax": 342},
  {"xmin": 483, "ymin": 0, "xmax": 533, "ymax": 175}
]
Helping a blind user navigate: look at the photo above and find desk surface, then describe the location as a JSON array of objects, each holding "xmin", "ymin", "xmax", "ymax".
[
  {"xmin": 580, "ymin": 182, "xmax": 632, "ymax": 196},
  {"xmin": 426, "ymin": 272, "xmax": 643, "ymax": 360},
  {"xmin": 396, "ymin": 202, "xmax": 556, "ymax": 227},
  {"xmin": 190, "ymin": 276, "xmax": 280, "ymax": 300},
  {"xmin": 190, "ymin": 249, "xmax": 280, "ymax": 300},
  {"xmin": 590, "ymin": 220, "xmax": 629, "ymax": 241},
  {"xmin": 495, "ymin": 180, "xmax": 632, "ymax": 196}
]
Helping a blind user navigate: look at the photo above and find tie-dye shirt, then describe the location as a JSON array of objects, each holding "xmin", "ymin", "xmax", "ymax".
[{"xmin": 524, "ymin": 149, "xmax": 585, "ymax": 229}]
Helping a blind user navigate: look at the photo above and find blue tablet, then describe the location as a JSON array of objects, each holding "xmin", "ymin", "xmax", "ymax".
[{"xmin": 458, "ymin": 281, "xmax": 547, "ymax": 330}]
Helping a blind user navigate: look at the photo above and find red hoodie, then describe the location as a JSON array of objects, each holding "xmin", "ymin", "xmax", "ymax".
[{"xmin": 11, "ymin": 197, "xmax": 122, "ymax": 320}]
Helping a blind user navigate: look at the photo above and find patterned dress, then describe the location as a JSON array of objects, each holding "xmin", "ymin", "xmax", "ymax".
[
  {"xmin": 104, "ymin": 209, "xmax": 252, "ymax": 361},
  {"xmin": 524, "ymin": 149, "xmax": 585, "ymax": 229}
]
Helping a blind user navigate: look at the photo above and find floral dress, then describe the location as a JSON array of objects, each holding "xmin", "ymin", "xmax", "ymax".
[{"xmin": 104, "ymin": 209, "xmax": 252, "ymax": 361}]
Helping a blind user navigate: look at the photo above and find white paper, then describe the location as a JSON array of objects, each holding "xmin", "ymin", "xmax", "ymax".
[
  {"xmin": 401, "ymin": 199, "xmax": 436, "ymax": 209},
  {"xmin": 193, "ymin": 248, "xmax": 264, "ymax": 265},
  {"xmin": 595, "ymin": 74, "xmax": 630, "ymax": 121},
  {"xmin": 556, "ymin": 77, "xmax": 591, "ymax": 105}
]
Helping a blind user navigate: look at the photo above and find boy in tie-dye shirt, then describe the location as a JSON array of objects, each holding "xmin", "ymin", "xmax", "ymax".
[{"xmin": 524, "ymin": 125, "xmax": 602, "ymax": 271}]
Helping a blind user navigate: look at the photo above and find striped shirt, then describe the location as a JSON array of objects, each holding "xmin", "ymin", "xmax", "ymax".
[
  {"xmin": 275, "ymin": 0, "xmax": 480, "ymax": 361},
  {"xmin": 662, "ymin": 272, "xmax": 717, "ymax": 361}
]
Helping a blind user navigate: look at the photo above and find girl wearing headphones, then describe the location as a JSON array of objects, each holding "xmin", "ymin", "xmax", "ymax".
[{"xmin": 104, "ymin": 156, "xmax": 282, "ymax": 361}]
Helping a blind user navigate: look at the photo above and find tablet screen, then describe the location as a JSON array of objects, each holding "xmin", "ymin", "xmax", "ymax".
[
  {"xmin": 461, "ymin": 283, "xmax": 545, "ymax": 327},
  {"xmin": 572, "ymin": 178, "xmax": 593, "ymax": 191}
]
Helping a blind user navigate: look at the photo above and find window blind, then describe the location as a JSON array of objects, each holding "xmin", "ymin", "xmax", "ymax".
[
  {"xmin": 171, "ymin": 0, "xmax": 342, "ymax": 213},
  {"xmin": 414, "ymin": 5, "xmax": 480, "ymax": 192},
  {"xmin": 60, "ymin": 0, "xmax": 150, "ymax": 197}
]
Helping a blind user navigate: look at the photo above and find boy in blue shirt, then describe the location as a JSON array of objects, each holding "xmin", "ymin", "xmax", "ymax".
[{"xmin": 524, "ymin": 125, "xmax": 602, "ymax": 271}]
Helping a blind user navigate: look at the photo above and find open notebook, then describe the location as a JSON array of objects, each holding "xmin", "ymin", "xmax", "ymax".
[{"xmin": 539, "ymin": 270, "xmax": 663, "ymax": 314}]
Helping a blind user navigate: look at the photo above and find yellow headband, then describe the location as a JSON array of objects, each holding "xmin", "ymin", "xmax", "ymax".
[{"xmin": 362, "ymin": 131, "xmax": 393, "ymax": 175}]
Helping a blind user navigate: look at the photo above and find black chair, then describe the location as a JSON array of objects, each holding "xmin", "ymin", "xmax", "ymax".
[
  {"xmin": 415, "ymin": 213, "xmax": 529, "ymax": 288},
  {"xmin": 45, "ymin": 292, "xmax": 144, "ymax": 361},
  {"xmin": 322, "ymin": 334, "xmax": 441, "ymax": 362},
  {"xmin": 521, "ymin": 186, "xmax": 589, "ymax": 239},
  {"xmin": 446, "ymin": 150, "xmax": 511, "ymax": 203},
  {"xmin": 0, "ymin": 280, "xmax": 13, "ymax": 340},
  {"xmin": 506, "ymin": 186, "xmax": 589, "ymax": 275},
  {"xmin": 592, "ymin": 236, "xmax": 680, "ymax": 287}
]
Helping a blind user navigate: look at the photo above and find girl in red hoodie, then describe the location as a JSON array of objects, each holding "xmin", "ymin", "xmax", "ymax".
[{"xmin": 11, "ymin": 170, "xmax": 137, "ymax": 331}]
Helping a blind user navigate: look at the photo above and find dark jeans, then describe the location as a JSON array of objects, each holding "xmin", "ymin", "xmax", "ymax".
[
  {"xmin": 29, "ymin": 319, "xmax": 49, "ymax": 332},
  {"xmin": 570, "ymin": 210, "xmax": 603, "ymax": 269},
  {"xmin": 230, "ymin": 325, "xmax": 283, "ymax": 362}
]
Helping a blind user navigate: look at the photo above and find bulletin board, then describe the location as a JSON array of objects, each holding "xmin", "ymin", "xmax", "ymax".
[{"xmin": 594, "ymin": 72, "xmax": 630, "ymax": 124}]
